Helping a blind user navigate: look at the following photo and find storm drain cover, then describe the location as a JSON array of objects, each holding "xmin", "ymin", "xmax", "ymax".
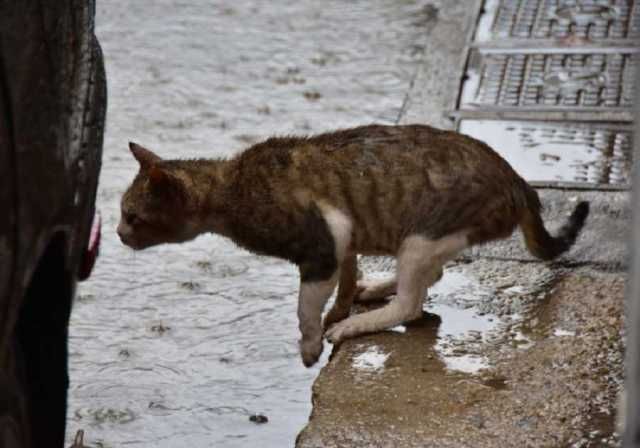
[
  {"xmin": 453, "ymin": 0, "xmax": 637, "ymax": 187},
  {"xmin": 460, "ymin": 48, "xmax": 636, "ymax": 110},
  {"xmin": 459, "ymin": 119, "xmax": 632, "ymax": 185},
  {"xmin": 476, "ymin": 0, "xmax": 640, "ymax": 41}
]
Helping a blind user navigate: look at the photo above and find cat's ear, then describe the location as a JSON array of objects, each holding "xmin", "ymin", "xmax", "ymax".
[{"xmin": 129, "ymin": 142, "xmax": 162, "ymax": 169}]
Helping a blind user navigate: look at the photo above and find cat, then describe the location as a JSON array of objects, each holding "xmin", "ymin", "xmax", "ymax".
[{"xmin": 117, "ymin": 124, "xmax": 589, "ymax": 367}]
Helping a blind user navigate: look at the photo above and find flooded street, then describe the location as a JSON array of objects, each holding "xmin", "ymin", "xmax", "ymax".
[{"xmin": 66, "ymin": 1, "xmax": 432, "ymax": 446}]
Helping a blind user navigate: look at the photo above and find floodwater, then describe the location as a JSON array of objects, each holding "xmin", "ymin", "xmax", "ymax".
[{"xmin": 66, "ymin": 1, "xmax": 433, "ymax": 446}]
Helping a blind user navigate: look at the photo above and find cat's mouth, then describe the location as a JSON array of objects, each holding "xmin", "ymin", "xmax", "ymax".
[
  {"xmin": 125, "ymin": 241, "xmax": 151, "ymax": 250},
  {"xmin": 118, "ymin": 233, "xmax": 155, "ymax": 250}
]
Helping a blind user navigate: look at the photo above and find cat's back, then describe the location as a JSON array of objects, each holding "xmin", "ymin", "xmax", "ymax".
[{"xmin": 234, "ymin": 123, "xmax": 517, "ymax": 188}]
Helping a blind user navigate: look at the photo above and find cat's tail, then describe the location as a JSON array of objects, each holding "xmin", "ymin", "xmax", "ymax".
[{"xmin": 519, "ymin": 183, "xmax": 589, "ymax": 260}]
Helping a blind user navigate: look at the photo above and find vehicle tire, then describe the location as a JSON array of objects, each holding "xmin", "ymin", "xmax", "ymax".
[{"xmin": 15, "ymin": 235, "xmax": 74, "ymax": 448}]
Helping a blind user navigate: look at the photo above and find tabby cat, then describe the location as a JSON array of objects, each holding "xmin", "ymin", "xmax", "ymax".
[{"xmin": 118, "ymin": 124, "xmax": 589, "ymax": 367}]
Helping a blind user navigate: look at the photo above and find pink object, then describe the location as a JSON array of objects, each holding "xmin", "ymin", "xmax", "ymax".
[{"xmin": 78, "ymin": 212, "xmax": 101, "ymax": 280}]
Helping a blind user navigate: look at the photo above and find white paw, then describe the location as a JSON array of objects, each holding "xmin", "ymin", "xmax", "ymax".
[
  {"xmin": 300, "ymin": 338, "xmax": 323, "ymax": 367},
  {"xmin": 324, "ymin": 319, "xmax": 356, "ymax": 345}
]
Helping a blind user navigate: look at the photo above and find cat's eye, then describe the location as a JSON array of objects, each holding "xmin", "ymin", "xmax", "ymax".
[{"xmin": 124, "ymin": 212, "xmax": 141, "ymax": 226}]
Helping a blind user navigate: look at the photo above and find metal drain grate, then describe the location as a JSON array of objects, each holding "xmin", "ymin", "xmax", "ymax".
[
  {"xmin": 460, "ymin": 49, "xmax": 636, "ymax": 110},
  {"xmin": 453, "ymin": 0, "xmax": 636, "ymax": 187},
  {"xmin": 459, "ymin": 119, "xmax": 632, "ymax": 185},
  {"xmin": 477, "ymin": 0, "xmax": 640, "ymax": 41}
]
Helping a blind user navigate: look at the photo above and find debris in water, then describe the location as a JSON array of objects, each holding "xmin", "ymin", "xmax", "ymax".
[
  {"xmin": 179, "ymin": 280, "xmax": 201, "ymax": 290},
  {"xmin": 249, "ymin": 413, "xmax": 269, "ymax": 424},
  {"xmin": 151, "ymin": 323, "xmax": 171, "ymax": 334},
  {"xmin": 257, "ymin": 105, "xmax": 271, "ymax": 115},
  {"xmin": 148, "ymin": 401, "xmax": 170, "ymax": 410},
  {"xmin": 76, "ymin": 294, "xmax": 95, "ymax": 302},
  {"xmin": 303, "ymin": 91, "xmax": 322, "ymax": 101},
  {"xmin": 540, "ymin": 152, "xmax": 561, "ymax": 162},
  {"xmin": 195, "ymin": 260, "xmax": 212, "ymax": 271}
]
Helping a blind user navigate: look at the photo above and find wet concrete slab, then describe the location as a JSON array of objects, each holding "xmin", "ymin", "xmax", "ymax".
[{"xmin": 297, "ymin": 265, "xmax": 624, "ymax": 448}]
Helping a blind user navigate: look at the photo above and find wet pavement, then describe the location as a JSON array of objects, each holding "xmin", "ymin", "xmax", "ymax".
[{"xmin": 67, "ymin": 0, "xmax": 630, "ymax": 447}]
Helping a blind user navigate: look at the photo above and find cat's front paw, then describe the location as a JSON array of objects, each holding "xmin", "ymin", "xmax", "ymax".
[
  {"xmin": 324, "ymin": 319, "xmax": 357, "ymax": 345},
  {"xmin": 300, "ymin": 338, "xmax": 323, "ymax": 367}
]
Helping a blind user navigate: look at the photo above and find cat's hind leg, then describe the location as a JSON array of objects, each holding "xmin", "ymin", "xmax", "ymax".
[
  {"xmin": 354, "ymin": 265, "xmax": 443, "ymax": 302},
  {"xmin": 325, "ymin": 232, "xmax": 467, "ymax": 344},
  {"xmin": 355, "ymin": 276, "xmax": 397, "ymax": 302}
]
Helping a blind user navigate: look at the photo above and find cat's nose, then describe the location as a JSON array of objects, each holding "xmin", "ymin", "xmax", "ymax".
[{"xmin": 116, "ymin": 222, "xmax": 127, "ymax": 242}]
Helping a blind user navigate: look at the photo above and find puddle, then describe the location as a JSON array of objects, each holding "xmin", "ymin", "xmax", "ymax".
[
  {"xmin": 351, "ymin": 261, "xmax": 556, "ymax": 377},
  {"xmin": 415, "ymin": 264, "xmax": 553, "ymax": 374},
  {"xmin": 459, "ymin": 119, "xmax": 632, "ymax": 184},
  {"xmin": 439, "ymin": 353, "xmax": 490, "ymax": 374},
  {"xmin": 352, "ymin": 345, "xmax": 390, "ymax": 372},
  {"xmin": 553, "ymin": 328, "xmax": 576, "ymax": 337},
  {"xmin": 425, "ymin": 270, "xmax": 501, "ymax": 374},
  {"xmin": 429, "ymin": 303, "xmax": 496, "ymax": 374},
  {"xmin": 429, "ymin": 303, "xmax": 498, "ymax": 339},
  {"xmin": 429, "ymin": 269, "xmax": 494, "ymax": 306}
]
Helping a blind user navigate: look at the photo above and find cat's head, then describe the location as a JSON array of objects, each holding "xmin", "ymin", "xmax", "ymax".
[{"xmin": 117, "ymin": 142, "xmax": 203, "ymax": 250}]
